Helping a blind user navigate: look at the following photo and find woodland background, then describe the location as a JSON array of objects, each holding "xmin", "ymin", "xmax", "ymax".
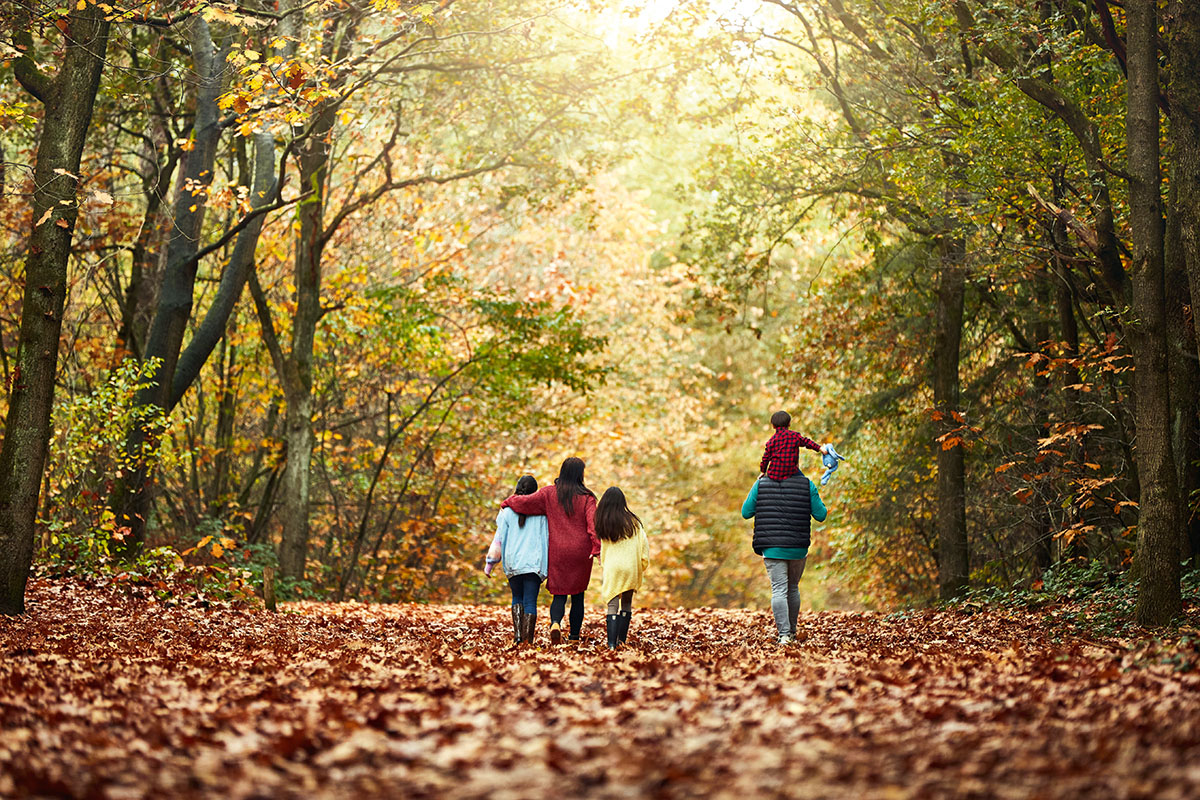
[{"xmin": 1, "ymin": 0, "xmax": 1199, "ymax": 623}]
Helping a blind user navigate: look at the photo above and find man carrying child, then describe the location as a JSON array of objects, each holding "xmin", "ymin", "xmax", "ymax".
[{"xmin": 747, "ymin": 409, "xmax": 831, "ymax": 645}]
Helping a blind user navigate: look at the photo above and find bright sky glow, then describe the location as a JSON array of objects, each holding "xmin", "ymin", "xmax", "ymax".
[{"xmin": 600, "ymin": 0, "xmax": 767, "ymax": 49}]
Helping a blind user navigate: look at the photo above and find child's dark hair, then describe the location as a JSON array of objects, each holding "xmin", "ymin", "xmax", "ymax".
[
  {"xmin": 554, "ymin": 457, "xmax": 595, "ymax": 517},
  {"xmin": 770, "ymin": 410, "xmax": 791, "ymax": 429},
  {"xmin": 514, "ymin": 475, "xmax": 537, "ymax": 528},
  {"xmin": 596, "ymin": 486, "xmax": 641, "ymax": 542}
]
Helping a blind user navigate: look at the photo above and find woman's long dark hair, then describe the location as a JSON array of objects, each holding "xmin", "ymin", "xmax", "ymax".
[
  {"xmin": 514, "ymin": 475, "xmax": 538, "ymax": 528},
  {"xmin": 595, "ymin": 486, "xmax": 641, "ymax": 542},
  {"xmin": 554, "ymin": 457, "xmax": 594, "ymax": 517}
]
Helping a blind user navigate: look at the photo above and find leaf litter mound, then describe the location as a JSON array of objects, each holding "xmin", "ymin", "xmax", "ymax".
[{"xmin": 2, "ymin": 579, "xmax": 1198, "ymax": 799}]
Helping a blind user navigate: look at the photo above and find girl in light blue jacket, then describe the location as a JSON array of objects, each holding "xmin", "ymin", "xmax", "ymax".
[{"xmin": 485, "ymin": 475, "xmax": 549, "ymax": 644}]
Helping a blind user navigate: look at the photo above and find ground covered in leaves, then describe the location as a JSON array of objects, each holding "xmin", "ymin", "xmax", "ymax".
[{"xmin": 2, "ymin": 580, "xmax": 1199, "ymax": 799}]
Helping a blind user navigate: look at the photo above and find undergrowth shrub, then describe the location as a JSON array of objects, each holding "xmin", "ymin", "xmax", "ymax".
[
  {"xmin": 37, "ymin": 359, "xmax": 176, "ymax": 572},
  {"xmin": 953, "ymin": 560, "xmax": 1200, "ymax": 641},
  {"xmin": 32, "ymin": 361, "xmax": 262, "ymax": 607}
]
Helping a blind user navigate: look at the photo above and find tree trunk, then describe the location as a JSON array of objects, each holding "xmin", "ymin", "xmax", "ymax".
[
  {"xmin": 277, "ymin": 388, "xmax": 316, "ymax": 580},
  {"xmin": 118, "ymin": 130, "xmax": 177, "ymax": 361},
  {"xmin": 1166, "ymin": 185, "xmax": 1200, "ymax": 562},
  {"xmin": 140, "ymin": 16, "xmax": 226, "ymax": 412},
  {"xmin": 1050, "ymin": 174, "xmax": 1091, "ymax": 562},
  {"xmin": 1030, "ymin": 267, "xmax": 1053, "ymax": 574},
  {"xmin": 934, "ymin": 237, "xmax": 969, "ymax": 600},
  {"xmin": 209, "ymin": 323, "xmax": 238, "ymax": 516},
  {"xmin": 1128, "ymin": 0, "xmax": 1182, "ymax": 626},
  {"xmin": 276, "ymin": 100, "xmax": 336, "ymax": 583},
  {"xmin": 110, "ymin": 33, "xmax": 279, "ymax": 557},
  {"xmin": 1028, "ymin": 16, "xmax": 1056, "ymax": 575},
  {"xmin": 170, "ymin": 131, "xmax": 278, "ymax": 407},
  {"xmin": 0, "ymin": 5, "xmax": 111, "ymax": 614},
  {"xmin": 109, "ymin": 17, "xmax": 228, "ymax": 558},
  {"xmin": 1167, "ymin": 1, "xmax": 1200, "ymax": 348},
  {"xmin": 1167, "ymin": 0, "xmax": 1200, "ymax": 564}
]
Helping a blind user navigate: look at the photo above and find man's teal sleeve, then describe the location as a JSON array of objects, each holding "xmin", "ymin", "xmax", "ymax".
[
  {"xmin": 810, "ymin": 482, "xmax": 827, "ymax": 522},
  {"xmin": 741, "ymin": 479, "xmax": 759, "ymax": 519}
]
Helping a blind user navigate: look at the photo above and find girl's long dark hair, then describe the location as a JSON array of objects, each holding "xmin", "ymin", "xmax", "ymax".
[
  {"xmin": 514, "ymin": 475, "xmax": 538, "ymax": 528},
  {"xmin": 554, "ymin": 456, "xmax": 594, "ymax": 517},
  {"xmin": 595, "ymin": 486, "xmax": 641, "ymax": 542}
]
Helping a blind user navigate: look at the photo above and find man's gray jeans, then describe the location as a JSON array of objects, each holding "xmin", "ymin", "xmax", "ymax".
[{"xmin": 763, "ymin": 557, "xmax": 807, "ymax": 636}]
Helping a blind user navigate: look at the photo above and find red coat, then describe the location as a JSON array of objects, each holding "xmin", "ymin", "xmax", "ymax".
[{"xmin": 503, "ymin": 486, "xmax": 599, "ymax": 596}]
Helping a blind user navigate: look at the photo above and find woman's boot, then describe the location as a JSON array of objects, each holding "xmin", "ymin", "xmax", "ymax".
[
  {"xmin": 606, "ymin": 614, "xmax": 620, "ymax": 649},
  {"xmin": 512, "ymin": 606, "xmax": 523, "ymax": 645},
  {"xmin": 521, "ymin": 609, "xmax": 537, "ymax": 644},
  {"xmin": 617, "ymin": 610, "xmax": 632, "ymax": 645}
]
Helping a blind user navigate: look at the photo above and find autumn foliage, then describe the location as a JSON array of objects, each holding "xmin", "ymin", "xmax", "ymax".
[{"xmin": 2, "ymin": 579, "xmax": 1198, "ymax": 798}]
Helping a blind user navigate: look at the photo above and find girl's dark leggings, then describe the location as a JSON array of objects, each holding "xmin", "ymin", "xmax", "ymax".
[
  {"xmin": 549, "ymin": 592, "xmax": 585, "ymax": 637},
  {"xmin": 508, "ymin": 573, "xmax": 542, "ymax": 614}
]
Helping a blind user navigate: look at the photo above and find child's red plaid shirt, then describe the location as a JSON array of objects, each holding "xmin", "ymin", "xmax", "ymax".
[{"xmin": 760, "ymin": 428, "xmax": 821, "ymax": 480}]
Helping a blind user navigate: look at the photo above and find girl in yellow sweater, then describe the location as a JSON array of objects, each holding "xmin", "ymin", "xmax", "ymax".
[{"xmin": 596, "ymin": 487, "xmax": 650, "ymax": 649}]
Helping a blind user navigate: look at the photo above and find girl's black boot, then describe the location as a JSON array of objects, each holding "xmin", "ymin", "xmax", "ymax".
[{"xmin": 521, "ymin": 609, "xmax": 537, "ymax": 644}]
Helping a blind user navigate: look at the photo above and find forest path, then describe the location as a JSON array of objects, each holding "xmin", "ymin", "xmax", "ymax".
[{"xmin": 1, "ymin": 580, "xmax": 1198, "ymax": 799}]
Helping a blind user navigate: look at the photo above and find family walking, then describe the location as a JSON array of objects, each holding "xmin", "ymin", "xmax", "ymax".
[
  {"xmin": 485, "ymin": 457, "xmax": 649, "ymax": 649},
  {"xmin": 484, "ymin": 411, "xmax": 837, "ymax": 648}
]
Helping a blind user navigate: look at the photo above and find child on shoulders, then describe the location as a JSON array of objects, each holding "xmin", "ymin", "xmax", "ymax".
[{"xmin": 760, "ymin": 410, "xmax": 829, "ymax": 481}]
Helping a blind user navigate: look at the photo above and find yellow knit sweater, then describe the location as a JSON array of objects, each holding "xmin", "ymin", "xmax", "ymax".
[{"xmin": 599, "ymin": 526, "xmax": 650, "ymax": 604}]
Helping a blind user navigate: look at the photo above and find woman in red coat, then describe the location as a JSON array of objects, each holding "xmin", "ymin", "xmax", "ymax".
[{"xmin": 501, "ymin": 457, "xmax": 600, "ymax": 643}]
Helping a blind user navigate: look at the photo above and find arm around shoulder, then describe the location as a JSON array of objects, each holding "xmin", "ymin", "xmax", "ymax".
[
  {"xmin": 503, "ymin": 487, "xmax": 547, "ymax": 515},
  {"xmin": 586, "ymin": 495, "xmax": 600, "ymax": 557}
]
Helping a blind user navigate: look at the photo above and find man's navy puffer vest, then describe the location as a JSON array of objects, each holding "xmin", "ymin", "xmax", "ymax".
[{"xmin": 752, "ymin": 473, "xmax": 812, "ymax": 554}]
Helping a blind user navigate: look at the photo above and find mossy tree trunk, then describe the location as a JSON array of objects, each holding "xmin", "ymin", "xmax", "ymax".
[
  {"xmin": 1127, "ymin": 0, "xmax": 1182, "ymax": 626},
  {"xmin": 0, "ymin": 4, "xmax": 112, "ymax": 614}
]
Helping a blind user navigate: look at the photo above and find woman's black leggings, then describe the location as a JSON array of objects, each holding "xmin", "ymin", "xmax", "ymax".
[{"xmin": 549, "ymin": 593, "xmax": 585, "ymax": 638}]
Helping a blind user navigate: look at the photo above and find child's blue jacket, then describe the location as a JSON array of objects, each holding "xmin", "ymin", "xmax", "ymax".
[{"xmin": 487, "ymin": 507, "xmax": 549, "ymax": 579}]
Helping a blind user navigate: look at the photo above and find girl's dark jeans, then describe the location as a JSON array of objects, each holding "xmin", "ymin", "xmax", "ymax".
[
  {"xmin": 508, "ymin": 573, "xmax": 542, "ymax": 614},
  {"xmin": 549, "ymin": 592, "xmax": 585, "ymax": 638}
]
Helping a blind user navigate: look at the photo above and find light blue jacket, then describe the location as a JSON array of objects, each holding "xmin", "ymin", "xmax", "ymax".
[{"xmin": 488, "ymin": 507, "xmax": 549, "ymax": 580}]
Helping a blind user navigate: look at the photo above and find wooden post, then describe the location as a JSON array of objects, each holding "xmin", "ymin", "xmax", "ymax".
[{"xmin": 263, "ymin": 567, "xmax": 277, "ymax": 612}]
